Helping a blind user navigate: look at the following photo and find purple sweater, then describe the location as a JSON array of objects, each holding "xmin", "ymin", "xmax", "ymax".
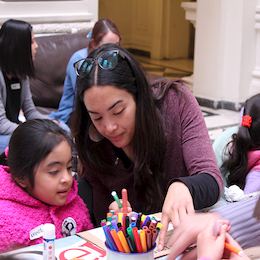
[
  {"xmin": 84, "ymin": 85, "xmax": 223, "ymax": 224},
  {"xmin": 0, "ymin": 165, "xmax": 93, "ymax": 253}
]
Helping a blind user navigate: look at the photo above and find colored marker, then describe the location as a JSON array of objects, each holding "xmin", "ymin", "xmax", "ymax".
[
  {"xmin": 145, "ymin": 229, "xmax": 152, "ymax": 251},
  {"xmin": 130, "ymin": 222, "xmax": 136, "ymax": 229},
  {"xmin": 142, "ymin": 216, "xmax": 150, "ymax": 228},
  {"xmin": 156, "ymin": 222, "xmax": 162, "ymax": 229},
  {"xmin": 118, "ymin": 212, "xmax": 123, "ymax": 225},
  {"xmin": 142, "ymin": 225, "xmax": 148, "ymax": 232},
  {"xmin": 136, "ymin": 213, "xmax": 142, "ymax": 229},
  {"xmin": 151, "ymin": 229, "xmax": 158, "ymax": 247},
  {"xmin": 103, "ymin": 226, "xmax": 117, "ymax": 251},
  {"xmin": 122, "ymin": 188, "xmax": 128, "ymax": 214},
  {"xmin": 139, "ymin": 230, "xmax": 147, "ymax": 252},
  {"xmin": 110, "ymin": 229, "xmax": 125, "ymax": 253},
  {"xmin": 118, "ymin": 230, "xmax": 131, "ymax": 253},
  {"xmin": 127, "ymin": 227, "xmax": 137, "ymax": 251},
  {"xmin": 125, "ymin": 215, "xmax": 130, "ymax": 232},
  {"xmin": 126, "ymin": 234, "xmax": 136, "ymax": 253},
  {"xmin": 101, "ymin": 219, "xmax": 106, "ymax": 227},
  {"xmin": 111, "ymin": 191, "xmax": 122, "ymax": 208},
  {"xmin": 225, "ymin": 242, "xmax": 244, "ymax": 256},
  {"xmin": 149, "ymin": 223, "xmax": 156, "ymax": 230},
  {"xmin": 117, "ymin": 222, "xmax": 122, "ymax": 229},
  {"xmin": 133, "ymin": 227, "xmax": 142, "ymax": 253},
  {"xmin": 118, "ymin": 226, "xmax": 126, "ymax": 236},
  {"xmin": 111, "ymin": 219, "xmax": 119, "ymax": 232}
]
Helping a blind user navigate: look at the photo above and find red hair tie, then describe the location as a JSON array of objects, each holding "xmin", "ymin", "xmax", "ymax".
[{"xmin": 241, "ymin": 115, "xmax": 252, "ymax": 129}]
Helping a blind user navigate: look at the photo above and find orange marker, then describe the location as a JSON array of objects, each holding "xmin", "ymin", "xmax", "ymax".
[
  {"xmin": 122, "ymin": 188, "xmax": 128, "ymax": 214},
  {"xmin": 139, "ymin": 230, "xmax": 147, "ymax": 252},
  {"xmin": 225, "ymin": 242, "xmax": 244, "ymax": 256},
  {"xmin": 118, "ymin": 230, "xmax": 131, "ymax": 253},
  {"xmin": 110, "ymin": 229, "xmax": 125, "ymax": 253}
]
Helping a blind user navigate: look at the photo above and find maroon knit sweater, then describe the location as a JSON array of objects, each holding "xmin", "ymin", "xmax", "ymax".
[{"xmin": 84, "ymin": 84, "xmax": 223, "ymax": 224}]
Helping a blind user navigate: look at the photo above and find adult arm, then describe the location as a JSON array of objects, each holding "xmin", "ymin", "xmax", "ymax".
[
  {"xmin": 159, "ymin": 85, "xmax": 223, "ymax": 249},
  {"xmin": 0, "ymin": 72, "xmax": 19, "ymax": 134},
  {"xmin": 21, "ymin": 78, "xmax": 50, "ymax": 120},
  {"xmin": 0, "ymin": 98, "xmax": 18, "ymax": 134}
]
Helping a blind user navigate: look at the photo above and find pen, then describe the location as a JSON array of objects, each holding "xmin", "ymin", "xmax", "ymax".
[
  {"xmin": 225, "ymin": 242, "xmax": 244, "ymax": 256},
  {"xmin": 111, "ymin": 191, "xmax": 122, "ymax": 208},
  {"xmin": 122, "ymin": 188, "xmax": 128, "ymax": 214}
]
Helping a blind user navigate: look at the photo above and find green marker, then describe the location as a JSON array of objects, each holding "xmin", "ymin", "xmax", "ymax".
[{"xmin": 111, "ymin": 191, "xmax": 122, "ymax": 208}]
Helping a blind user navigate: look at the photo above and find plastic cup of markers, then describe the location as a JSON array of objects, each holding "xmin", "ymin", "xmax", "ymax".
[{"xmin": 105, "ymin": 242, "xmax": 156, "ymax": 260}]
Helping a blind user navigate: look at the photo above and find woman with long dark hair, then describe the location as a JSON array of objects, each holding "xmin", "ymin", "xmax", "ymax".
[
  {"xmin": 72, "ymin": 44, "xmax": 222, "ymax": 250},
  {"xmin": 0, "ymin": 19, "xmax": 50, "ymax": 153}
]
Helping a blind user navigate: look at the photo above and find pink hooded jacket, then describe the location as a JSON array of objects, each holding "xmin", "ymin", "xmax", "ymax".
[{"xmin": 0, "ymin": 165, "xmax": 93, "ymax": 253}]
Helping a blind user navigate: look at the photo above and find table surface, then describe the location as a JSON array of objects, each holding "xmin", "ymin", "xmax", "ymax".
[{"xmin": 3, "ymin": 227, "xmax": 171, "ymax": 260}]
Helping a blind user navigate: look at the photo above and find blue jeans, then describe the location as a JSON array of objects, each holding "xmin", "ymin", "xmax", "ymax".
[{"xmin": 0, "ymin": 135, "xmax": 11, "ymax": 154}]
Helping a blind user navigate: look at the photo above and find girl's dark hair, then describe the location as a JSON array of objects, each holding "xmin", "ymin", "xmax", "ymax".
[
  {"xmin": 71, "ymin": 43, "xmax": 183, "ymax": 212},
  {"xmin": 88, "ymin": 19, "xmax": 121, "ymax": 53},
  {"xmin": 0, "ymin": 19, "xmax": 35, "ymax": 79},
  {"xmin": 0, "ymin": 119, "xmax": 73, "ymax": 188},
  {"xmin": 223, "ymin": 93, "xmax": 260, "ymax": 188}
]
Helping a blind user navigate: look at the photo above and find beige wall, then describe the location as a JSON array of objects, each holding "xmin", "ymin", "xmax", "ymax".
[{"xmin": 99, "ymin": 0, "xmax": 190, "ymax": 59}]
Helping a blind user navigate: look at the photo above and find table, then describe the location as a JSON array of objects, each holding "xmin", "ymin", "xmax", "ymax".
[{"xmin": 2, "ymin": 225, "xmax": 173, "ymax": 260}]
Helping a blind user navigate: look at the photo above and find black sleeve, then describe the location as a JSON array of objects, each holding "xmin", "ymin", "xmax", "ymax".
[{"xmin": 169, "ymin": 173, "xmax": 220, "ymax": 210}]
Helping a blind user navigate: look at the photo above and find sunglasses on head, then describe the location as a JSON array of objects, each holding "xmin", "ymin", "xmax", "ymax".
[{"xmin": 73, "ymin": 50, "xmax": 125, "ymax": 76}]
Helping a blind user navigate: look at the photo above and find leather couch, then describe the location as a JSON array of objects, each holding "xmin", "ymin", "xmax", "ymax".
[
  {"xmin": 30, "ymin": 32, "xmax": 90, "ymax": 115},
  {"xmin": 30, "ymin": 32, "xmax": 165, "ymax": 115}
]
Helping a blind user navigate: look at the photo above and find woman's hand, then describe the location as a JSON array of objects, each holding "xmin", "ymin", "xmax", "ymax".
[
  {"xmin": 158, "ymin": 181, "xmax": 195, "ymax": 250},
  {"xmin": 108, "ymin": 200, "xmax": 132, "ymax": 215}
]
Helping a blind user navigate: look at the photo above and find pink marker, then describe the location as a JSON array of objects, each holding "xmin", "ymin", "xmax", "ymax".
[{"xmin": 122, "ymin": 188, "xmax": 128, "ymax": 214}]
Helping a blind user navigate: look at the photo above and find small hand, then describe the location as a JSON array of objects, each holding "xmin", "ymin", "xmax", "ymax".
[{"xmin": 165, "ymin": 213, "xmax": 225, "ymax": 260}]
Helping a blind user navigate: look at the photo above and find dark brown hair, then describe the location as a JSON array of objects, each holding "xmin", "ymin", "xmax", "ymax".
[
  {"xmin": 0, "ymin": 119, "xmax": 74, "ymax": 188},
  {"xmin": 0, "ymin": 19, "xmax": 35, "ymax": 79},
  {"xmin": 223, "ymin": 93, "xmax": 260, "ymax": 188},
  {"xmin": 88, "ymin": 19, "xmax": 121, "ymax": 53}
]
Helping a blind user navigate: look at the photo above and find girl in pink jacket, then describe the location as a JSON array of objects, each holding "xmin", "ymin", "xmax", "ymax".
[{"xmin": 0, "ymin": 119, "xmax": 93, "ymax": 253}]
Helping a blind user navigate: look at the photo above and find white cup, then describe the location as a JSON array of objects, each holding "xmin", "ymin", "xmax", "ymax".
[{"xmin": 105, "ymin": 242, "xmax": 155, "ymax": 260}]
